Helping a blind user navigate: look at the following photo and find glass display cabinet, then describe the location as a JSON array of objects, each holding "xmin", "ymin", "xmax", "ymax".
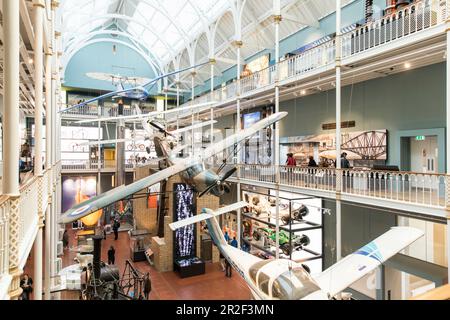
[
  {"xmin": 241, "ymin": 188, "xmax": 324, "ymax": 274},
  {"xmin": 129, "ymin": 229, "xmax": 150, "ymax": 262}
]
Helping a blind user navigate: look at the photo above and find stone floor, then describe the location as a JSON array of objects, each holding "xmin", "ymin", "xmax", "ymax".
[{"xmin": 23, "ymin": 228, "xmax": 251, "ymax": 300}]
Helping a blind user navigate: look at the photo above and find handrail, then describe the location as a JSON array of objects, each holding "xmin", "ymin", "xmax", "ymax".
[
  {"xmin": 234, "ymin": 164, "xmax": 447, "ymax": 209},
  {"xmin": 410, "ymin": 284, "xmax": 450, "ymax": 300},
  {"xmin": 182, "ymin": 0, "xmax": 445, "ymax": 108}
]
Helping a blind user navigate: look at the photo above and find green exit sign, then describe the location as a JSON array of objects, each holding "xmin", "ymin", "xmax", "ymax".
[{"xmin": 416, "ymin": 136, "xmax": 426, "ymax": 141}]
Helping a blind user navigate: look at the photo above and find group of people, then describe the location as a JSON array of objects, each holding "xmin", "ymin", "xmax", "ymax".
[{"xmin": 285, "ymin": 152, "xmax": 351, "ymax": 169}]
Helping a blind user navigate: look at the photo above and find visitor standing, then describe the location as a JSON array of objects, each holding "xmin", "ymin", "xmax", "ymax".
[
  {"xmin": 143, "ymin": 273, "xmax": 152, "ymax": 300},
  {"xmin": 62, "ymin": 229, "xmax": 69, "ymax": 250},
  {"xmin": 107, "ymin": 246, "xmax": 116, "ymax": 265},
  {"xmin": 225, "ymin": 259, "xmax": 232, "ymax": 278},
  {"xmin": 230, "ymin": 237, "xmax": 238, "ymax": 248},
  {"xmin": 112, "ymin": 219, "xmax": 120, "ymax": 240},
  {"xmin": 308, "ymin": 156, "xmax": 318, "ymax": 167},
  {"xmin": 20, "ymin": 274, "xmax": 33, "ymax": 300},
  {"xmin": 340, "ymin": 152, "xmax": 350, "ymax": 169},
  {"xmin": 286, "ymin": 153, "xmax": 296, "ymax": 166}
]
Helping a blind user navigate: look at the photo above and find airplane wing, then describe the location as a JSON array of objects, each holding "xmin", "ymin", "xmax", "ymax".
[
  {"xmin": 313, "ymin": 227, "xmax": 424, "ymax": 298},
  {"xmin": 169, "ymin": 201, "xmax": 248, "ymax": 231},
  {"xmin": 59, "ymin": 87, "xmax": 134, "ymax": 113},
  {"xmin": 60, "ymin": 112, "xmax": 287, "ymax": 224},
  {"xmin": 77, "ymin": 138, "xmax": 147, "ymax": 147},
  {"xmin": 58, "ymin": 160, "xmax": 189, "ymax": 224},
  {"xmin": 76, "ymin": 101, "xmax": 217, "ymax": 124},
  {"xmin": 170, "ymin": 120, "xmax": 217, "ymax": 135},
  {"xmin": 61, "ymin": 62, "xmax": 208, "ymax": 114},
  {"xmin": 199, "ymin": 112, "xmax": 288, "ymax": 160},
  {"xmin": 142, "ymin": 61, "xmax": 209, "ymax": 88}
]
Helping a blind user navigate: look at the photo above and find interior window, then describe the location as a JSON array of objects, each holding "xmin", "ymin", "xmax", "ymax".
[
  {"xmin": 272, "ymin": 275, "xmax": 293, "ymax": 299},
  {"xmin": 249, "ymin": 260, "xmax": 272, "ymax": 283},
  {"xmin": 257, "ymin": 271, "xmax": 271, "ymax": 296}
]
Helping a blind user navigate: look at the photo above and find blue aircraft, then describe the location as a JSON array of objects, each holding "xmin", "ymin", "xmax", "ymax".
[{"xmin": 60, "ymin": 61, "xmax": 208, "ymax": 113}]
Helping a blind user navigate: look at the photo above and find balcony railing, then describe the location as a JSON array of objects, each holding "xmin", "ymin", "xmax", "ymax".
[
  {"xmin": 60, "ymin": 105, "xmax": 143, "ymax": 117},
  {"xmin": 183, "ymin": 0, "xmax": 446, "ymax": 108},
  {"xmin": 235, "ymin": 164, "xmax": 447, "ymax": 209},
  {"xmin": 61, "ymin": 160, "xmax": 150, "ymax": 171},
  {"xmin": 0, "ymin": 196, "xmax": 10, "ymax": 280},
  {"xmin": 0, "ymin": 168, "xmax": 53, "ymax": 285}
]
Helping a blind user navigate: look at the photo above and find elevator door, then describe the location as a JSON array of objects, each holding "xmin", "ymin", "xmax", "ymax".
[
  {"xmin": 410, "ymin": 136, "xmax": 438, "ymax": 174},
  {"xmin": 410, "ymin": 136, "xmax": 438, "ymax": 189}
]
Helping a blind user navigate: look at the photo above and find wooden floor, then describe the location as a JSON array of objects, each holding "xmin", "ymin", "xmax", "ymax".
[{"xmin": 24, "ymin": 228, "xmax": 252, "ymax": 300}]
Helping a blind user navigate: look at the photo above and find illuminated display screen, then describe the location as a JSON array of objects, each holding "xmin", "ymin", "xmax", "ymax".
[
  {"xmin": 243, "ymin": 112, "xmax": 261, "ymax": 129},
  {"xmin": 173, "ymin": 183, "xmax": 196, "ymax": 259},
  {"xmin": 62, "ymin": 176, "xmax": 97, "ymax": 213}
]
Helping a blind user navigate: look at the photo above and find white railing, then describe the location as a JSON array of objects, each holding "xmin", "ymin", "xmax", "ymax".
[
  {"xmin": 342, "ymin": 169, "xmax": 446, "ymax": 207},
  {"xmin": 61, "ymin": 160, "xmax": 104, "ymax": 171},
  {"xmin": 234, "ymin": 164, "xmax": 447, "ymax": 209},
  {"xmin": 182, "ymin": 0, "xmax": 447, "ymax": 108},
  {"xmin": 0, "ymin": 196, "xmax": 10, "ymax": 280},
  {"xmin": 60, "ymin": 105, "xmax": 145, "ymax": 118},
  {"xmin": 18, "ymin": 177, "xmax": 39, "ymax": 259},
  {"xmin": 342, "ymin": 0, "xmax": 446, "ymax": 58},
  {"xmin": 61, "ymin": 159, "xmax": 148, "ymax": 171}
]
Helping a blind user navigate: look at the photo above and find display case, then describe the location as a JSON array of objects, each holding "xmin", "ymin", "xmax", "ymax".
[
  {"xmin": 129, "ymin": 229, "xmax": 149, "ymax": 262},
  {"xmin": 241, "ymin": 188, "xmax": 324, "ymax": 274},
  {"xmin": 174, "ymin": 257, "xmax": 205, "ymax": 278}
]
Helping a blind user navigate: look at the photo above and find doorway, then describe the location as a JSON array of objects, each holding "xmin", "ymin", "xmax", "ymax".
[{"xmin": 410, "ymin": 135, "xmax": 438, "ymax": 174}]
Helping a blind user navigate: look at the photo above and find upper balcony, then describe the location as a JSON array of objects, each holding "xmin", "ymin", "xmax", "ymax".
[
  {"xmin": 60, "ymin": 104, "xmax": 138, "ymax": 119},
  {"xmin": 227, "ymin": 164, "xmax": 449, "ymax": 221},
  {"xmin": 182, "ymin": 0, "xmax": 448, "ymax": 113},
  {"xmin": 61, "ymin": 159, "xmax": 158, "ymax": 174}
]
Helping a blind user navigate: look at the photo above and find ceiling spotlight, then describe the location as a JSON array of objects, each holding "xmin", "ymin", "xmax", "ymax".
[
  {"xmin": 404, "ymin": 62, "xmax": 411, "ymax": 69},
  {"xmin": 300, "ymin": 90, "xmax": 306, "ymax": 95},
  {"xmin": 28, "ymin": 58, "xmax": 34, "ymax": 64},
  {"xmin": 331, "ymin": 82, "xmax": 336, "ymax": 87}
]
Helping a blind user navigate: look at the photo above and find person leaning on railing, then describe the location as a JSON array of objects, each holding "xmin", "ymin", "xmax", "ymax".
[{"xmin": 286, "ymin": 153, "xmax": 296, "ymax": 166}]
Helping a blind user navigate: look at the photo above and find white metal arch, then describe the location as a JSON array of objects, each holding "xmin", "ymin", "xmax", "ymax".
[
  {"xmin": 63, "ymin": 38, "xmax": 159, "ymax": 82},
  {"xmin": 62, "ymin": 13, "xmax": 177, "ymax": 63},
  {"xmin": 63, "ymin": 29, "xmax": 163, "ymax": 73},
  {"xmin": 65, "ymin": 29, "xmax": 161, "ymax": 69}
]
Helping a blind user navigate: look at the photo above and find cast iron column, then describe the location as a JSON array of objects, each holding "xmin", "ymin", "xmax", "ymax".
[
  {"xmin": 33, "ymin": 0, "xmax": 45, "ymax": 300},
  {"xmin": 3, "ymin": 0, "xmax": 22, "ymax": 300}
]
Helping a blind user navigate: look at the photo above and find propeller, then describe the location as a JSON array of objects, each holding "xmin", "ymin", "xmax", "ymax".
[
  {"xmin": 148, "ymin": 120, "xmax": 176, "ymax": 138},
  {"xmin": 198, "ymin": 167, "xmax": 237, "ymax": 198}
]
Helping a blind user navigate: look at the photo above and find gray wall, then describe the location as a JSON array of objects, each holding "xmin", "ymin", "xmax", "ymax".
[
  {"xmin": 279, "ymin": 63, "xmax": 446, "ymax": 169},
  {"xmin": 323, "ymin": 200, "xmax": 397, "ymax": 268}
]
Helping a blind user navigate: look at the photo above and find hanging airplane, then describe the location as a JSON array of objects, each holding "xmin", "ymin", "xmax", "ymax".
[
  {"xmin": 169, "ymin": 202, "xmax": 424, "ymax": 300},
  {"xmin": 86, "ymin": 72, "xmax": 151, "ymax": 87},
  {"xmin": 58, "ymin": 112, "xmax": 288, "ymax": 224},
  {"xmin": 77, "ymin": 120, "xmax": 217, "ymax": 148},
  {"xmin": 74, "ymin": 101, "xmax": 216, "ymax": 126},
  {"xmin": 60, "ymin": 62, "xmax": 209, "ymax": 113}
]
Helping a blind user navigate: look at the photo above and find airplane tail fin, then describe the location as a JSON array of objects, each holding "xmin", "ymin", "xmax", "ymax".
[{"xmin": 169, "ymin": 202, "xmax": 248, "ymax": 246}]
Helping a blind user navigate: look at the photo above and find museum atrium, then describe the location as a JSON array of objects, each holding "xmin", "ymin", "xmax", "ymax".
[{"xmin": 0, "ymin": 0, "xmax": 449, "ymax": 301}]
